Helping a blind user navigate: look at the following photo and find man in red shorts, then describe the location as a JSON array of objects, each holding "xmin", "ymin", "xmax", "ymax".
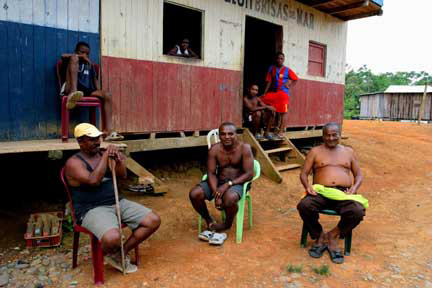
[{"xmin": 261, "ymin": 52, "xmax": 298, "ymax": 138}]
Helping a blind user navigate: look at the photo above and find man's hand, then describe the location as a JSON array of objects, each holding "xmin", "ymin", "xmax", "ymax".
[
  {"xmin": 346, "ymin": 187, "xmax": 357, "ymax": 195},
  {"xmin": 306, "ymin": 186, "xmax": 318, "ymax": 196},
  {"xmin": 266, "ymin": 106, "xmax": 276, "ymax": 112},
  {"xmin": 215, "ymin": 183, "xmax": 229, "ymax": 201},
  {"xmin": 104, "ymin": 145, "xmax": 119, "ymax": 159}
]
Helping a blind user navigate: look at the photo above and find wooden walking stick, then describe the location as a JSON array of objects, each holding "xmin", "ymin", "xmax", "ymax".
[{"xmin": 108, "ymin": 158, "xmax": 126, "ymax": 275}]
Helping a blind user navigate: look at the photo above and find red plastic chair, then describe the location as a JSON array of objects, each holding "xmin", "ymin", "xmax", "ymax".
[
  {"xmin": 60, "ymin": 167, "xmax": 139, "ymax": 285},
  {"xmin": 56, "ymin": 60, "xmax": 105, "ymax": 143}
]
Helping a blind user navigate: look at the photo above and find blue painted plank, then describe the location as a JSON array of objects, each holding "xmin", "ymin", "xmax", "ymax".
[
  {"xmin": 33, "ymin": 25, "xmax": 47, "ymax": 139},
  {"xmin": 45, "ymin": 26, "xmax": 60, "ymax": 138},
  {"xmin": 0, "ymin": 20, "xmax": 100, "ymax": 141},
  {"xmin": 7, "ymin": 22, "xmax": 22, "ymax": 140},
  {"xmin": 21, "ymin": 24, "xmax": 37, "ymax": 139},
  {"xmin": 0, "ymin": 22, "xmax": 11, "ymax": 140}
]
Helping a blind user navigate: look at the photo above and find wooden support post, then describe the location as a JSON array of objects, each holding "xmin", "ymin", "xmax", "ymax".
[
  {"xmin": 150, "ymin": 133, "xmax": 156, "ymax": 139},
  {"xmin": 180, "ymin": 131, "xmax": 186, "ymax": 138},
  {"xmin": 193, "ymin": 131, "xmax": 199, "ymax": 137},
  {"xmin": 418, "ymin": 83, "xmax": 428, "ymax": 125}
]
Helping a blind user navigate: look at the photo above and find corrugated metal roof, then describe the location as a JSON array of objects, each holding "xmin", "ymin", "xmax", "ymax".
[
  {"xmin": 358, "ymin": 92, "xmax": 384, "ymax": 97},
  {"xmin": 385, "ymin": 85, "xmax": 432, "ymax": 94}
]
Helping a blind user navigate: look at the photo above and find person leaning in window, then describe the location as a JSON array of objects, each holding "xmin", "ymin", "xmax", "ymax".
[{"xmin": 168, "ymin": 38, "xmax": 198, "ymax": 58}]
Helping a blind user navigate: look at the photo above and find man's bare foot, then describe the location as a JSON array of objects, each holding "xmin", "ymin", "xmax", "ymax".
[
  {"xmin": 327, "ymin": 230, "xmax": 340, "ymax": 252},
  {"xmin": 208, "ymin": 222, "xmax": 229, "ymax": 232},
  {"xmin": 315, "ymin": 230, "xmax": 327, "ymax": 246}
]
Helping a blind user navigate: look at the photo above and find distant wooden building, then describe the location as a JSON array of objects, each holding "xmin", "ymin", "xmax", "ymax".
[{"xmin": 359, "ymin": 85, "xmax": 432, "ymax": 121}]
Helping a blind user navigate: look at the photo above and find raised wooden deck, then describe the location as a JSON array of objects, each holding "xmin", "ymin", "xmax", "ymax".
[
  {"xmin": 0, "ymin": 139, "xmax": 126, "ymax": 155},
  {"xmin": 0, "ymin": 129, "xmax": 322, "ymax": 155}
]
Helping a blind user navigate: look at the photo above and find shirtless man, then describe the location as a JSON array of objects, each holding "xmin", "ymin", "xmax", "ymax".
[
  {"xmin": 297, "ymin": 122, "xmax": 365, "ymax": 264},
  {"xmin": 243, "ymin": 84, "xmax": 276, "ymax": 140},
  {"xmin": 189, "ymin": 122, "xmax": 254, "ymax": 232}
]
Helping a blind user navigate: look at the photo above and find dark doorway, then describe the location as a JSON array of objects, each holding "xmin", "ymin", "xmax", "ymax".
[{"xmin": 243, "ymin": 17, "xmax": 283, "ymax": 95}]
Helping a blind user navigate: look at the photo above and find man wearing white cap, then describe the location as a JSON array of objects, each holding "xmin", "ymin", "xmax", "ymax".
[{"xmin": 64, "ymin": 123, "xmax": 161, "ymax": 273}]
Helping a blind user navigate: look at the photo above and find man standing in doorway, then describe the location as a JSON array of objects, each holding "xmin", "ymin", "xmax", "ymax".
[{"xmin": 261, "ymin": 52, "xmax": 298, "ymax": 138}]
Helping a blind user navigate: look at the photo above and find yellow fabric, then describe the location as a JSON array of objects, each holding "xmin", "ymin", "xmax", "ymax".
[
  {"xmin": 74, "ymin": 123, "xmax": 103, "ymax": 138},
  {"xmin": 313, "ymin": 184, "xmax": 369, "ymax": 209}
]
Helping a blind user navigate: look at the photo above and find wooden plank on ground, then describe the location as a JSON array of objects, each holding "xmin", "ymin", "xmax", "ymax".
[{"xmin": 126, "ymin": 157, "xmax": 168, "ymax": 193}]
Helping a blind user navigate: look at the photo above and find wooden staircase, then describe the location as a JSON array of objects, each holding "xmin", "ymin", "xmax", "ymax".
[{"xmin": 242, "ymin": 129, "xmax": 305, "ymax": 183}]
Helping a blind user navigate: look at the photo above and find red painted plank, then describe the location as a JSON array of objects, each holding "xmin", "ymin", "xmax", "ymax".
[{"xmin": 102, "ymin": 56, "xmax": 343, "ymax": 134}]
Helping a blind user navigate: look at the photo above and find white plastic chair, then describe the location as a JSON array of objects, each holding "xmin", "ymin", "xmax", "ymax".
[{"xmin": 207, "ymin": 129, "xmax": 220, "ymax": 149}]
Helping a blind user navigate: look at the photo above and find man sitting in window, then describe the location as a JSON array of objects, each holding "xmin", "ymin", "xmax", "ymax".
[
  {"xmin": 60, "ymin": 41, "xmax": 123, "ymax": 141},
  {"xmin": 168, "ymin": 38, "xmax": 198, "ymax": 58}
]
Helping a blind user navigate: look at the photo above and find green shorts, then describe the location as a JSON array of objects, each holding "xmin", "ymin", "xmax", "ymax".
[{"xmin": 81, "ymin": 199, "xmax": 152, "ymax": 240}]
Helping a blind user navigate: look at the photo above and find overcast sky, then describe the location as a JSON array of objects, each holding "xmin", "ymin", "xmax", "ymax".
[{"xmin": 346, "ymin": 0, "xmax": 432, "ymax": 74}]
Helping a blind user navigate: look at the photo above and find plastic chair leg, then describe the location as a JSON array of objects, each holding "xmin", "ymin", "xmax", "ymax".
[
  {"xmin": 198, "ymin": 215, "xmax": 202, "ymax": 234},
  {"xmin": 247, "ymin": 195, "xmax": 252, "ymax": 229},
  {"xmin": 344, "ymin": 231, "xmax": 352, "ymax": 256},
  {"xmin": 236, "ymin": 196, "xmax": 246, "ymax": 244},
  {"xmin": 72, "ymin": 231, "xmax": 80, "ymax": 268},
  {"xmin": 90, "ymin": 235, "xmax": 104, "ymax": 285},
  {"xmin": 89, "ymin": 107, "xmax": 97, "ymax": 126},
  {"xmin": 61, "ymin": 99, "xmax": 70, "ymax": 143},
  {"xmin": 221, "ymin": 210, "xmax": 226, "ymax": 223},
  {"xmin": 300, "ymin": 223, "xmax": 308, "ymax": 248}
]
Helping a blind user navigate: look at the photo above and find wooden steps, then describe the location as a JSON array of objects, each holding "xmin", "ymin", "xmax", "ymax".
[
  {"xmin": 276, "ymin": 163, "xmax": 301, "ymax": 172},
  {"xmin": 241, "ymin": 129, "xmax": 305, "ymax": 183},
  {"xmin": 265, "ymin": 146, "xmax": 292, "ymax": 154}
]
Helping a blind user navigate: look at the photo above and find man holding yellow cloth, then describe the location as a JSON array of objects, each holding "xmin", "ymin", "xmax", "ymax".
[{"xmin": 297, "ymin": 122, "xmax": 367, "ymax": 264}]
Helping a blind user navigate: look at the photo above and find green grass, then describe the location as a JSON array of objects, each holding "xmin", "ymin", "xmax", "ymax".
[
  {"xmin": 312, "ymin": 264, "xmax": 331, "ymax": 276},
  {"xmin": 286, "ymin": 264, "xmax": 303, "ymax": 273}
]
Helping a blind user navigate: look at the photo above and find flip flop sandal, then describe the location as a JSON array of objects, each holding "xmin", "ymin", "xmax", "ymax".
[
  {"xmin": 66, "ymin": 91, "xmax": 84, "ymax": 109},
  {"xmin": 105, "ymin": 131, "xmax": 124, "ymax": 141},
  {"xmin": 209, "ymin": 232, "xmax": 227, "ymax": 245},
  {"xmin": 308, "ymin": 244, "xmax": 327, "ymax": 258},
  {"xmin": 198, "ymin": 230, "xmax": 214, "ymax": 242},
  {"xmin": 328, "ymin": 249, "xmax": 344, "ymax": 264}
]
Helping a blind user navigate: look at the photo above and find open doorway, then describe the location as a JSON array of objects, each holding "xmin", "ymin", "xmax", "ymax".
[{"xmin": 243, "ymin": 16, "xmax": 283, "ymax": 95}]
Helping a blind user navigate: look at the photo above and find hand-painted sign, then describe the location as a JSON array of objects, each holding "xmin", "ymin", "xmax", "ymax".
[{"xmin": 224, "ymin": 0, "xmax": 314, "ymax": 29}]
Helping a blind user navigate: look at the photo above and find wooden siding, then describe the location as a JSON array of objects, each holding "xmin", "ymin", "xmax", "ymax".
[
  {"xmin": 288, "ymin": 79, "xmax": 344, "ymax": 126},
  {"xmin": 360, "ymin": 93, "xmax": 432, "ymax": 120},
  {"xmin": 102, "ymin": 56, "xmax": 242, "ymax": 133},
  {"xmin": 103, "ymin": 56, "xmax": 343, "ymax": 133},
  {"xmin": 0, "ymin": 0, "xmax": 99, "ymax": 141},
  {"xmin": 101, "ymin": 0, "xmax": 348, "ymax": 85}
]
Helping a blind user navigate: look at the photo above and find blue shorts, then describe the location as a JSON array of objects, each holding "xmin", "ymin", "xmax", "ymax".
[{"xmin": 198, "ymin": 180, "xmax": 247, "ymax": 201}]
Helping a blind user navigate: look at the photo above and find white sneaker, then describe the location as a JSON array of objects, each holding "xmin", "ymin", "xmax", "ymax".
[{"xmin": 105, "ymin": 252, "xmax": 138, "ymax": 274}]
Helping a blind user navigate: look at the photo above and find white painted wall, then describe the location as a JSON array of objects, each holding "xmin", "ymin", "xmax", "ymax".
[
  {"xmin": 0, "ymin": 0, "xmax": 99, "ymax": 33},
  {"xmin": 101, "ymin": 0, "xmax": 347, "ymax": 84}
]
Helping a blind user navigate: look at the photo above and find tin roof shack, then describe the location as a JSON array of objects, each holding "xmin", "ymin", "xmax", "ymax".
[
  {"xmin": 101, "ymin": 0, "xmax": 383, "ymax": 136},
  {"xmin": 359, "ymin": 85, "xmax": 432, "ymax": 121}
]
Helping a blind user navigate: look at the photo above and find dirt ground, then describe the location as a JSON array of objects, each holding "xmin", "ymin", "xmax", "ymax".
[{"xmin": 2, "ymin": 120, "xmax": 432, "ymax": 287}]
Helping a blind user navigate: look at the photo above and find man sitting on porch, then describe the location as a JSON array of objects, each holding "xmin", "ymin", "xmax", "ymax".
[
  {"xmin": 189, "ymin": 122, "xmax": 254, "ymax": 235},
  {"xmin": 243, "ymin": 84, "xmax": 277, "ymax": 141},
  {"xmin": 60, "ymin": 41, "xmax": 123, "ymax": 141},
  {"xmin": 64, "ymin": 123, "xmax": 161, "ymax": 273}
]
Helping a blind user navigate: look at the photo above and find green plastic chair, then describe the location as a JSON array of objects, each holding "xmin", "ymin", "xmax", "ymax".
[
  {"xmin": 300, "ymin": 209, "xmax": 352, "ymax": 256},
  {"xmin": 198, "ymin": 159, "xmax": 261, "ymax": 244}
]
